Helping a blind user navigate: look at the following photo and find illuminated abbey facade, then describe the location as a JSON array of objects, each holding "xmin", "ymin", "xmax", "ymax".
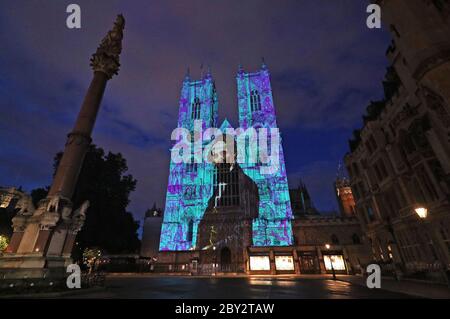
[{"xmin": 157, "ymin": 63, "xmax": 295, "ymax": 274}]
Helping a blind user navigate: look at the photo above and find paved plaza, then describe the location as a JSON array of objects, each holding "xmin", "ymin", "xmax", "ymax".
[{"xmin": 57, "ymin": 275, "xmax": 413, "ymax": 299}]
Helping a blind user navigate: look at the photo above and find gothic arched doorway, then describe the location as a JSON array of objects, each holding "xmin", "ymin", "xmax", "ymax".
[{"xmin": 220, "ymin": 247, "xmax": 232, "ymax": 272}]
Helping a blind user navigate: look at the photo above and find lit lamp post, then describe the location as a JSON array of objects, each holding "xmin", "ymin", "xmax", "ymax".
[
  {"xmin": 414, "ymin": 206, "xmax": 428, "ymax": 219},
  {"xmin": 414, "ymin": 206, "xmax": 449, "ymax": 286},
  {"xmin": 213, "ymin": 245, "xmax": 217, "ymax": 276},
  {"xmin": 325, "ymin": 244, "xmax": 336, "ymax": 280}
]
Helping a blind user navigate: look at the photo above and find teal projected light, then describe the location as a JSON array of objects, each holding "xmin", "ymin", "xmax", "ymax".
[{"xmin": 159, "ymin": 64, "xmax": 293, "ymax": 251}]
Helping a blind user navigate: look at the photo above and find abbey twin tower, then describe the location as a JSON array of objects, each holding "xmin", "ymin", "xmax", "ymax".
[{"xmin": 157, "ymin": 62, "xmax": 295, "ymax": 274}]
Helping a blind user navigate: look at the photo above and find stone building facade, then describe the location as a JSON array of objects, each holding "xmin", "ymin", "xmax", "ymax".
[
  {"xmin": 155, "ymin": 181, "xmax": 372, "ymax": 275},
  {"xmin": 157, "ymin": 63, "xmax": 295, "ymax": 275},
  {"xmin": 345, "ymin": 1, "xmax": 450, "ymax": 281},
  {"xmin": 293, "ymin": 215, "xmax": 371, "ymax": 275}
]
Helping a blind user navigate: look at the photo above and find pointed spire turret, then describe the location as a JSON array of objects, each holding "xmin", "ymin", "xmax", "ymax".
[
  {"xmin": 261, "ymin": 57, "xmax": 267, "ymax": 70},
  {"xmin": 238, "ymin": 63, "xmax": 244, "ymax": 75},
  {"xmin": 205, "ymin": 64, "xmax": 212, "ymax": 79},
  {"xmin": 184, "ymin": 67, "xmax": 191, "ymax": 82}
]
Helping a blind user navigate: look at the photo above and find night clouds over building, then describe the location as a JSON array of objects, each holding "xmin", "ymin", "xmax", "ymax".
[{"xmin": 0, "ymin": 0, "xmax": 390, "ymax": 224}]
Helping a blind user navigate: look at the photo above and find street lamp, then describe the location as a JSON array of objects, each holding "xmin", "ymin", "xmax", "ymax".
[
  {"xmin": 213, "ymin": 245, "xmax": 217, "ymax": 276},
  {"xmin": 325, "ymin": 244, "xmax": 336, "ymax": 280},
  {"xmin": 414, "ymin": 206, "xmax": 428, "ymax": 219},
  {"xmin": 414, "ymin": 206, "xmax": 449, "ymax": 286}
]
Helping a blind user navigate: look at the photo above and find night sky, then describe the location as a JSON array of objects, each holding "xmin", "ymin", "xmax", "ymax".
[{"xmin": 0, "ymin": 1, "xmax": 391, "ymax": 232}]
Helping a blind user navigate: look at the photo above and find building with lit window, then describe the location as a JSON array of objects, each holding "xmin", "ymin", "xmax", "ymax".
[
  {"xmin": 293, "ymin": 214, "xmax": 371, "ymax": 275},
  {"xmin": 345, "ymin": 1, "xmax": 450, "ymax": 281},
  {"xmin": 156, "ymin": 63, "xmax": 296, "ymax": 274},
  {"xmin": 334, "ymin": 176, "xmax": 356, "ymax": 218}
]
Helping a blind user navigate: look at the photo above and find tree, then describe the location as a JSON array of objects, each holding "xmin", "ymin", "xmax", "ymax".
[
  {"xmin": 32, "ymin": 145, "xmax": 140, "ymax": 259},
  {"xmin": 0, "ymin": 234, "xmax": 9, "ymax": 252},
  {"xmin": 0, "ymin": 208, "xmax": 15, "ymax": 239}
]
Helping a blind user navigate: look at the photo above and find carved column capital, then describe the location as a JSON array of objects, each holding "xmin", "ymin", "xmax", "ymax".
[{"xmin": 90, "ymin": 14, "xmax": 125, "ymax": 79}]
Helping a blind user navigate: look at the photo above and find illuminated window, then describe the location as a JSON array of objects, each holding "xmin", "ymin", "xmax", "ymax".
[
  {"xmin": 323, "ymin": 255, "xmax": 346, "ymax": 271},
  {"xmin": 249, "ymin": 256, "xmax": 270, "ymax": 271},
  {"xmin": 275, "ymin": 256, "xmax": 294, "ymax": 271},
  {"xmin": 387, "ymin": 244, "xmax": 393, "ymax": 260},
  {"xmin": 192, "ymin": 97, "xmax": 201, "ymax": 119},
  {"xmin": 186, "ymin": 163, "xmax": 197, "ymax": 173},
  {"xmin": 213, "ymin": 163, "xmax": 239, "ymax": 207},
  {"xmin": 0, "ymin": 194, "xmax": 13, "ymax": 208},
  {"xmin": 250, "ymin": 90, "xmax": 261, "ymax": 112}
]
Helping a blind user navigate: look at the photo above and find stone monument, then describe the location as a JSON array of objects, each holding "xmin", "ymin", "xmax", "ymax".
[{"xmin": 0, "ymin": 15, "xmax": 125, "ymax": 282}]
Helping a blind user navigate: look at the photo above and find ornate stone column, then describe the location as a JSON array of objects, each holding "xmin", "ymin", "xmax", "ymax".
[
  {"xmin": 0, "ymin": 15, "xmax": 125, "ymax": 280},
  {"xmin": 49, "ymin": 14, "xmax": 125, "ymax": 199}
]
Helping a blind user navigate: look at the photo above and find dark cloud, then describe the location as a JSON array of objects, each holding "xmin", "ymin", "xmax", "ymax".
[{"xmin": 0, "ymin": 1, "xmax": 391, "ymax": 231}]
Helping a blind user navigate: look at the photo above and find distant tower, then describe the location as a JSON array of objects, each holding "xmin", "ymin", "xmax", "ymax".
[
  {"xmin": 159, "ymin": 71, "xmax": 219, "ymax": 251},
  {"xmin": 236, "ymin": 61, "xmax": 293, "ymax": 246},
  {"xmin": 334, "ymin": 163, "xmax": 356, "ymax": 217},
  {"xmin": 140, "ymin": 203, "xmax": 163, "ymax": 259},
  {"xmin": 289, "ymin": 180, "xmax": 318, "ymax": 217}
]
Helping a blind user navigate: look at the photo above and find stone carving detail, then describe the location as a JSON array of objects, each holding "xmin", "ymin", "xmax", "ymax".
[
  {"xmin": 11, "ymin": 215, "xmax": 28, "ymax": 232},
  {"xmin": 70, "ymin": 200, "xmax": 89, "ymax": 233},
  {"xmin": 423, "ymin": 86, "xmax": 450, "ymax": 127},
  {"xmin": 90, "ymin": 14, "xmax": 125, "ymax": 79},
  {"xmin": 389, "ymin": 103, "xmax": 419, "ymax": 130},
  {"xmin": 61, "ymin": 205, "xmax": 73, "ymax": 221},
  {"xmin": 15, "ymin": 194, "xmax": 35, "ymax": 216}
]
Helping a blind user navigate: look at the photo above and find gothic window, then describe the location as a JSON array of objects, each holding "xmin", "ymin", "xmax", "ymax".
[
  {"xmin": 250, "ymin": 90, "xmax": 261, "ymax": 112},
  {"xmin": 331, "ymin": 234, "xmax": 339, "ymax": 244},
  {"xmin": 417, "ymin": 165, "xmax": 439, "ymax": 201},
  {"xmin": 183, "ymin": 186, "xmax": 196, "ymax": 200},
  {"xmin": 213, "ymin": 163, "xmax": 240, "ymax": 207},
  {"xmin": 191, "ymin": 97, "xmax": 201, "ymax": 120},
  {"xmin": 424, "ymin": 87, "xmax": 450, "ymax": 127},
  {"xmin": 402, "ymin": 134, "xmax": 417, "ymax": 155},
  {"xmin": 366, "ymin": 205, "xmax": 375, "ymax": 222},
  {"xmin": 185, "ymin": 148, "xmax": 198, "ymax": 173},
  {"xmin": 352, "ymin": 234, "xmax": 361, "ymax": 245},
  {"xmin": 187, "ymin": 220, "xmax": 194, "ymax": 242},
  {"xmin": 186, "ymin": 163, "xmax": 197, "ymax": 173},
  {"xmin": 439, "ymin": 221, "xmax": 450, "ymax": 253}
]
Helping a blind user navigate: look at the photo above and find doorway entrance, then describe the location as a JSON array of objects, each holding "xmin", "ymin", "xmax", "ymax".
[{"xmin": 220, "ymin": 247, "xmax": 232, "ymax": 272}]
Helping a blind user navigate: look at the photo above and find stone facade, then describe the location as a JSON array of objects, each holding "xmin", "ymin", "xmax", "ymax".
[
  {"xmin": 156, "ymin": 214, "xmax": 372, "ymax": 275},
  {"xmin": 156, "ymin": 179, "xmax": 371, "ymax": 275},
  {"xmin": 345, "ymin": 1, "xmax": 450, "ymax": 281},
  {"xmin": 293, "ymin": 216, "xmax": 371, "ymax": 274}
]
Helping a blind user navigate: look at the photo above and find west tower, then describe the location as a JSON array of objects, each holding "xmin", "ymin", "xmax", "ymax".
[
  {"xmin": 159, "ymin": 71, "xmax": 219, "ymax": 251},
  {"xmin": 236, "ymin": 62, "xmax": 293, "ymax": 246}
]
